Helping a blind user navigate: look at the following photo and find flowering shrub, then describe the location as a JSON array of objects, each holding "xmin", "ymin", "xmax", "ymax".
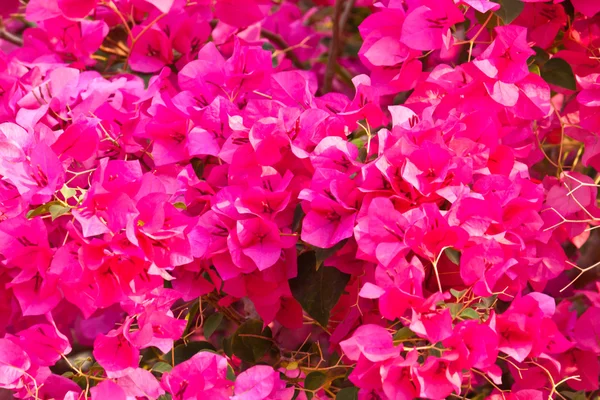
[{"xmin": 0, "ymin": 0, "xmax": 599, "ymax": 399}]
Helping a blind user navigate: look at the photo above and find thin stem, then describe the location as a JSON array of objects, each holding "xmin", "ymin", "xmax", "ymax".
[
  {"xmin": 260, "ymin": 28, "xmax": 307, "ymax": 70},
  {"xmin": 0, "ymin": 28, "xmax": 23, "ymax": 46},
  {"xmin": 323, "ymin": 0, "xmax": 354, "ymax": 93}
]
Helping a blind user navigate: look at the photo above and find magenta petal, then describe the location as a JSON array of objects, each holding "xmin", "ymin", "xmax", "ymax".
[{"xmin": 0, "ymin": 339, "xmax": 30, "ymax": 388}]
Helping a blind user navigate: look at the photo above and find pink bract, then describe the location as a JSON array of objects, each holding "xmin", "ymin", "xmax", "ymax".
[{"xmin": 0, "ymin": 0, "xmax": 599, "ymax": 399}]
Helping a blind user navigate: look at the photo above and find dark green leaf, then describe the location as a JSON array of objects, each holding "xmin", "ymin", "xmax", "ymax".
[
  {"xmin": 164, "ymin": 341, "xmax": 216, "ymax": 365},
  {"xmin": 393, "ymin": 327, "xmax": 416, "ymax": 341},
  {"xmin": 481, "ymin": 294, "xmax": 498, "ymax": 308},
  {"xmin": 529, "ymin": 46, "xmax": 550, "ymax": 66},
  {"xmin": 158, "ymin": 395, "xmax": 173, "ymax": 400},
  {"xmin": 139, "ymin": 73, "xmax": 154, "ymax": 89},
  {"xmin": 561, "ymin": 0, "xmax": 575, "ymax": 20},
  {"xmin": 226, "ymin": 364, "xmax": 236, "ymax": 381},
  {"xmin": 292, "ymin": 204, "xmax": 305, "ymax": 233},
  {"xmin": 444, "ymin": 248, "xmax": 461, "ymax": 265},
  {"xmin": 314, "ymin": 239, "xmax": 347, "ymax": 270},
  {"xmin": 474, "ymin": 11, "xmax": 500, "ymax": 30},
  {"xmin": 223, "ymin": 335, "xmax": 233, "ymax": 358},
  {"xmin": 336, "ymin": 387, "xmax": 359, "ymax": 400},
  {"xmin": 191, "ymin": 157, "xmax": 205, "ymax": 180},
  {"xmin": 329, "ymin": 351, "xmax": 341, "ymax": 366},
  {"xmin": 541, "ymin": 58, "xmax": 577, "ymax": 90},
  {"xmin": 262, "ymin": 42, "xmax": 275, "ymax": 52},
  {"xmin": 290, "ymin": 251, "xmax": 351, "ymax": 327},
  {"xmin": 183, "ymin": 300, "xmax": 200, "ymax": 337},
  {"xmin": 565, "ymin": 391, "xmax": 587, "ymax": 400},
  {"xmin": 231, "ymin": 319, "xmax": 273, "ymax": 363},
  {"xmin": 357, "ymin": 147, "xmax": 367, "ymax": 163},
  {"xmin": 492, "ymin": 0, "xmax": 524, "ymax": 24},
  {"xmin": 72, "ymin": 375, "xmax": 89, "ymax": 390},
  {"xmin": 304, "ymin": 371, "xmax": 327, "ymax": 391},
  {"xmin": 152, "ymin": 362, "xmax": 173, "ymax": 373},
  {"xmin": 203, "ymin": 312, "xmax": 223, "ymax": 339}
]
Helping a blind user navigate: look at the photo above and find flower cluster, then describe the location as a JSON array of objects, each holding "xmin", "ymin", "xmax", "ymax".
[{"xmin": 0, "ymin": 0, "xmax": 599, "ymax": 399}]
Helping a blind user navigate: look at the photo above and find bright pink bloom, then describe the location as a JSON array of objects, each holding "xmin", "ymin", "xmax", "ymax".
[
  {"xmin": 232, "ymin": 365, "xmax": 294, "ymax": 400},
  {"xmin": 0, "ymin": 339, "xmax": 30, "ymax": 389},
  {"xmin": 161, "ymin": 352, "xmax": 233, "ymax": 399},
  {"xmin": 340, "ymin": 324, "xmax": 399, "ymax": 362}
]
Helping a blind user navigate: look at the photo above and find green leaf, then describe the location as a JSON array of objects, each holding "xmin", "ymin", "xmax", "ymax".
[
  {"xmin": 60, "ymin": 185, "xmax": 77, "ymax": 200},
  {"xmin": 444, "ymin": 248, "xmax": 461, "ymax": 265},
  {"xmin": 481, "ymin": 294, "xmax": 498, "ymax": 308},
  {"xmin": 460, "ymin": 308, "xmax": 480, "ymax": 320},
  {"xmin": 450, "ymin": 288, "xmax": 467, "ymax": 299},
  {"xmin": 173, "ymin": 202, "xmax": 187, "ymax": 210},
  {"xmin": 191, "ymin": 157, "xmax": 205, "ymax": 180},
  {"xmin": 336, "ymin": 387, "xmax": 359, "ymax": 400},
  {"xmin": 304, "ymin": 371, "xmax": 327, "ymax": 391},
  {"xmin": 203, "ymin": 312, "xmax": 223, "ymax": 339},
  {"xmin": 492, "ymin": 0, "xmax": 524, "ymax": 24},
  {"xmin": 262, "ymin": 42, "xmax": 275, "ymax": 52},
  {"xmin": 72, "ymin": 375, "xmax": 89, "ymax": 390},
  {"xmin": 393, "ymin": 327, "xmax": 416, "ymax": 341},
  {"xmin": 223, "ymin": 335, "xmax": 233, "ymax": 358},
  {"xmin": 314, "ymin": 239, "xmax": 347, "ymax": 270},
  {"xmin": 139, "ymin": 73, "xmax": 154, "ymax": 89},
  {"xmin": 49, "ymin": 204, "xmax": 70, "ymax": 220},
  {"xmin": 357, "ymin": 147, "xmax": 367, "ymax": 163},
  {"xmin": 183, "ymin": 300, "xmax": 200, "ymax": 337},
  {"xmin": 329, "ymin": 351, "xmax": 341, "ymax": 366},
  {"xmin": 541, "ymin": 58, "xmax": 577, "ymax": 90},
  {"xmin": 158, "ymin": 395, "xmax": 173, "ymax": 400},
  {"xmin": 164, "ymin": 341, "xmax": 216, "ymax": 365},
  {"xmin": 152, "ymin": 362, "xmax": 173, "ymax": 373},
  {"xmin": 563, "ymin": 391, "xmax": 588, "ymax": 400},
  {"xmin": 26, "ymin": 201, "xmax": 62, "ymax": 219},
  {"xmin": 475, "ymin": 11, "xmax": 500, "ymax": 30},
  {"xmin": 289, "ymin": 251, "xmax": 351, "ymax": 328},
  {"xmin": 529, "ymin": 64, "xmax": 541, "ymax": 76},
  {"xmin": 449, "ymin": 303, "xmax": 462, "ymax": 318},
  {"xmin": 226, "ymin": 364, "xmax": 236, "ymax": 381},
  {"xmin": 529, "ymin": 46, "xmax": 550, "ymax": 67},
  {"xmin": 292, "ymin": 204, "xmax": 305, "ymax": 233},
  {"xmin": 350, "ymin": 137, "xmax": 364, "ymax": 149},
  {"xmin": 231, "ymin": 319, "xmax": 273, "ymax": 363}
]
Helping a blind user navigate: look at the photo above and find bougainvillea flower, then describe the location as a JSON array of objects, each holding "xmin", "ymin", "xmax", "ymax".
[
  {"xmin": 1, "ymin": 0, "xmax": 599, "ymax": 398},
  {"xmin": 401, "ymin": 0, "xmax": 464, "ymax": 51},
  {"xmin": 129, "ymin": 25, "xmax": 173, "ymax": 73},
  {"xmin": 93, "ymin": 330, "xmax": 139, "ymax": 378},
  {"xmin": 413, "ymin": 356, "xmax": 461, "ymax": 399},
  {"xmin": 340, "ymin": 324, "xmax": 399, "ymax": 362},
  {"xmin": 0, "ymin": 339, "xmax": 30, "ymax": 389},
  {"xmin": 231, "ymin": 365, "xmax": 294, "ymax": 400},
  {"xmin": 161, "ymin": 352, "xmax": 233, "ymax": 399}
]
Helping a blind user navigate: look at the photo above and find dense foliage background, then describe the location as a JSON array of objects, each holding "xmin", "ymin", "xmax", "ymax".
[{"xmin": 0, "ymin": 0, "xmax": 599, "ymax": 399}]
